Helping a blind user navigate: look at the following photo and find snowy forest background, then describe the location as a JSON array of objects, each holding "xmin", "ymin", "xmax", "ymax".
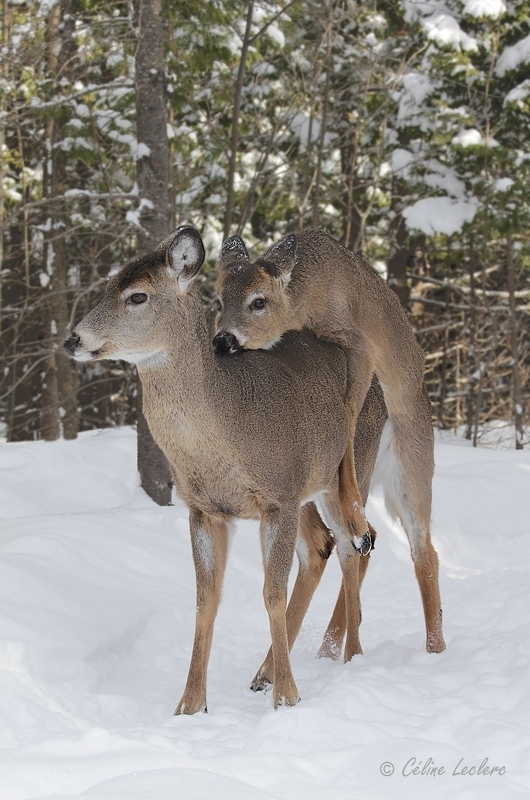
[{"xmin": 0, "ymin": 0, "xmax": 528, "ymax": 448}]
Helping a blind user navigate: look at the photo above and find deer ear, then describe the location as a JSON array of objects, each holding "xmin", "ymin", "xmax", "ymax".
[
  {"xmin": 166, "ymin": 226, "xmax": 205, "ymax": 292},
  {"xmin": 219, "ymin": 235, "xmax": 249, "ymax": 267},
  {"xmin": 262, "ymin": 233, "xmax": 297, "ymax": 286}
]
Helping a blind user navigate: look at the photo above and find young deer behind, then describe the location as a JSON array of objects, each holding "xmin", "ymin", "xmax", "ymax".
[{"xmin": 214, "ymin": 230, "xmax": 445, "ymax": 655}]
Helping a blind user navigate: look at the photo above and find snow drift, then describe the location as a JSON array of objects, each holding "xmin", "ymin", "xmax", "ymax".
[{"xmin": 0, "ymin": 427, "xmax": 529, "ymax": 799}]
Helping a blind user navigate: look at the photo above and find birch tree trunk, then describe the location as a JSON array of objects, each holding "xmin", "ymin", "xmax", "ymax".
[{"xmin": 133, "ymin": 0, "xmax": 173, "ymax": 504}]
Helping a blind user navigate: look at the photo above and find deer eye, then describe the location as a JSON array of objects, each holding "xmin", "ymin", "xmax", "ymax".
[
  {"xmin": 128, "ymin": 292, "xmax": 148, "ymax": 305},
  {"xmin": 249, "ymin": 297, "xmax": 266, "ymax": 312}
]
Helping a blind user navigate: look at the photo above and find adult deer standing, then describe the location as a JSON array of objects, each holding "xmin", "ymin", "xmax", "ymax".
[
  {"xmin": 214, "ymin": 230, "xmax": 445, "ymax": 655},
  {"xmin": 64, "ymin": 226, "xmax": 386, "ymax": 713}
]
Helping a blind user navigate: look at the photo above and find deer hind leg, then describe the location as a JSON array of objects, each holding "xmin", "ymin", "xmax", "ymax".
[
  {"xmin": 337, "ymin": 351, "xmax": 378, "ymax": 554},
  {"xmin": 338, "ymin": 437, "xmax": 372, "ymax": 555},
  {"xmin": 175, "ymin": 508, "xmax": 229, "ymax": 715},
  {"xmin": 319, "ymin": 423, "xmax": 373, "ymax": 661},
  {"xmin": 251, "ymin": 502, "xmax": 335, "ymax": 691},
  {"xmin": 318, "ymin": 378, "xmax": 387, "ymax": 659},
  {"xmin": 402, "ymin": 517, "xmax": 444, "ymax": 654},
  {"xmin": 259, "ymin": 503, "xmax": 301, "ymax": 708},
  {"xmin": 413, "ymin": 537, "xmax": 445, "ymax": 653},
  {"xmin": 317, "ymin": 522, "xmax": 377, "ymax": 660},
  {"xmin": 319, "ymin": 488, "xmax": 363, "ymax": 662},
  {"xmin": 384, "ymin": 404, "xmax": 446, "ymax": 654}
]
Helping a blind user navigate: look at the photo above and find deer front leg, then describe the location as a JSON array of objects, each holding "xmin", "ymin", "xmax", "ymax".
[
  {"xmin": 175, "ymin": 508, "xmax": 229, "ymax": 715},
  {"xmin": 260, "ymin": 503, "xmax": 300, "ymax": 708},
  {"xmin": 252, "ymin": 502, "xmax": 334, "ymax": 691}
]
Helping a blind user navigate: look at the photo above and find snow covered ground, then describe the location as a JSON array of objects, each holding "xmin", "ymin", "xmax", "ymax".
[{"xmin": 0, "ymin": 426, "xmax": 529, "ymax": 799}]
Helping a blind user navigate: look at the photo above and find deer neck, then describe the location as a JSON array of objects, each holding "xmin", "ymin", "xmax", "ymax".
[{"xmin": 136, "ymin": 288, "xmax": 220, "ymax": 450}]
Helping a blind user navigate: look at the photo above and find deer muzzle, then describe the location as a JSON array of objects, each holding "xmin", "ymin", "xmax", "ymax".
[
  {"xmin": 64, "ymin": 333, "xmax": 81, "ymax": 357},
  {"xmin": 212, "ymin": 331, "xmax": 241, "ymax": 356}
]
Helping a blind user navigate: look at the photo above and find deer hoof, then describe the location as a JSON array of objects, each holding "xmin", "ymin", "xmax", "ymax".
[
  {"xmin": 274, "ymin": 691, "xmax": 300, "ymax": 709},
  {"xmin": 250, "ymin": 672, "xmax": 272, "ymax": 692},
  {"xmin": 174, "ymin": 697, "xmax": 207, "ymax": 715},
  {"xmin": 352, "ymin": 530, "xmax": 372, "ymax": 556},
  {"xmin": 317, "ymin": 633, "xmax": 342, "ymax": 660}
]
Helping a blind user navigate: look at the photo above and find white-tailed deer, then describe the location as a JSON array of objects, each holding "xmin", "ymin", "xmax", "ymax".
[
  {"xmin": 64, "ymin": 226, "xmax": 387, "ymax": 713},
  {"xmin": 214, "ymin": 229, "xmax": 445, "ymax": 655}
]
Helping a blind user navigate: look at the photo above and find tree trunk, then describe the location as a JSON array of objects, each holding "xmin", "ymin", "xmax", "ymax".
[
  {"xmin": 465, "ymin": 235, "xmax": 478, "ymax": 441},
  {"xmin": 311, "ymin": 23, "xmax": 332, "ymax": 230},
  {"xmin": 223, "ymin": 0, "xmax": 254, "ymax": 240},
  {"xmin": 0, "ymin": 0, "xmax": 8, "ymax": 332},
  {"xmin": 341, "ymin": 136, "xmax": 362, "ymax": 252},
  {"xmin": 506, "ymin": 233, "xmax": 524, "ymax": 449},
  {"xmin": 133, "ymin": 0, "xmax": 173, "ymax": 504},
  {"xmin": 387, "ymin": 130, "xmax": 412, "ymax": 309},
  {"xmin": 386, "ymin": 177, "xmax": 410, "ymax": 309},
  {"xmin": 40, "ymin": 0, "xmax": 79, "ymax": 441}
]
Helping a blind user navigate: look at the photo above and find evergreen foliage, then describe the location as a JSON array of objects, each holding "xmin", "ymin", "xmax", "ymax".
[{"xmin": 0, "ymin": 0, "xmax": 528, "ymax": 446}]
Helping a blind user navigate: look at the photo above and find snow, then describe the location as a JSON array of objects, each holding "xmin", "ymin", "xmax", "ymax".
[
  {"xmin": 463, "ymin": 0, "xmax": 506, "ymax": 18},
  {"xmin": 493, "ymin": 177, "xmax": 514, "ymax": 193},
  {"xmin": 74, "ymin": 104, "xmax": 89, "ymax": 121},
  {"xmin": 38, "ymin": 0, "xmax": 58, "ymax": 11},
  {"xmin": 290, "ymin": 112, "xmax": 321, "ymax": 150},
  {"xmin": 125, "ymin": 210, "xmax": 141, "ymax": 227},
  {"xmin": 505, "ymin": 79, "xmax": 530, "ymax": 106},
  {"xmin": 263, "ymin": 22, "xmax": 285, "ymax": 49},
  {"xmin": 496, "ymin": 34, "xmax": 530, "ymax": 77},
  {"xmin": 46, "ymin": 241, "xmax": 55, "ymax": 274},
  {"xmin": 422, "ymin": 13, "xmax": 478, "ymax": 52},
  {"xmin": 391, "ymin": 148, "xmax": 415, "ymax": 175},
  {"xmin": 452, "ymin": 128, "xmax": 499, "ymax": 148},
  {"xmin": 126, "ymin": 198, "xmax": 154, "ymax": 229},
  {"xmin": 423, "ymin": 160, "xmax": 467, "ymax": 199},
  {"xmin": 403, "ymin": 196, "xmax": 479, "ymax": 235},
  {"xmin": 397, "ymin": 72, "xmax": 433, "ymax": 129},
  {"xmin": 0, "ymin": 427, "xmax": 529, "ymax": 799},
  {"xmin": 135, "ymin": 143, "xmax": 151, "ymax": 160}
]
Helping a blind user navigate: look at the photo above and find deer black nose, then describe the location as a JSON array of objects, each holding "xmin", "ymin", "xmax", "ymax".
[
  {"xmin": 212, "ymin": 331, "xmax": 240, "ymax": 356},
  {"xmin": 64, "ymin": 333, "xmax": 80, "ymax": 357}
]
